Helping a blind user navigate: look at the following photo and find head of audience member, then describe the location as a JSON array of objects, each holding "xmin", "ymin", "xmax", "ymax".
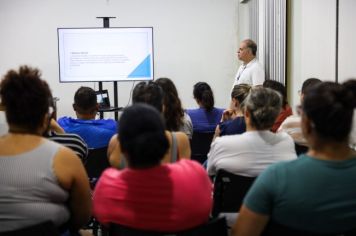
[
  {"xmin": 263, "ymin": 80, "xmax": 288, "ymax": 108},
  {"xmin": 193, "ymin": 82, "xmax": 215, "ymax": 112},
  {"xmin": 342, "ymin": 79, "xmax": 356, "ymax": 108},
  {"xmin": 132, "ymin": 81, "xmax": 164, "ymax": 113},
  {"xmin": 73, "ymin": 86, "xmax": 98, "ymax": 119},
  {"xmin": 0, "ymin": 65, "xmax": 52, "ymax": 135},
  {"xmin": 230, "ymin": 83, "xmax": 252, "ymax": 111},
  {"xmin": 155, "ymin": 77, "xmax": 184, "ymax": 131},
  {"xmin": 237, "ymin": 39, "xmax": 257, "ymax": 64},
  {"xmin": 300, "ymin": 78, "xmax": 322, "ymax": 102},
  {"xmin": 302, "ymin": 82, "xmax": 354, "ymax": 146},
  {"xmin": 244, "ymin": 87, "xmax": 282, "ymax": 130},
  {"xmin": 118, "ymin": 103, "xmax": 169, "ymax": 169}
]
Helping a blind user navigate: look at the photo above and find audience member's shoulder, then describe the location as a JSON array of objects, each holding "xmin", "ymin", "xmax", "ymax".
[
  {"xmin": 174, "ymin": 159, "xmax": 207, "ymax": 173},
  {"xmin": 279, "ymin": 115, "xmax": 300, "ymax": 129},
  {"xmin": 174, "ymin": 131, "xmax": 189, "ymax": 141},
  {"xmin": 100, "ymin": 167, "xmax": 122, "ymax": 179}
]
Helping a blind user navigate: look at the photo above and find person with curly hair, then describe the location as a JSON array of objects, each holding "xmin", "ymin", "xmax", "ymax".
[
  {"xmin": 155, "ymin": 78, "xmax": 193, "ymax": 139},
  {"xmin": 0, "ymin": 66, "xmax": 91, "ymax": 234}
]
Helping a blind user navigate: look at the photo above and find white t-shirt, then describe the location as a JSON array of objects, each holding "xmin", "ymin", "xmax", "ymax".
[
  {"xmin": 277, "ymin": 115, "xmax": 307, "ymax": 146},
  {"xmin": 233, "ymin": 58, "xmax": 265, "ymax": 87},
  {"xmin": 207, "ymin": 130, "xmax": 297, "ymax": 177}
]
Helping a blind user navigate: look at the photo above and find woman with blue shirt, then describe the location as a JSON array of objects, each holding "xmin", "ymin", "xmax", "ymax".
[
  {"xmin": 186, "ymin": 82, "xmax": 224, "ymax": 133},
  {"xmin": 215, "ymin": 84, "xmax": 251, "ymax": 138}
]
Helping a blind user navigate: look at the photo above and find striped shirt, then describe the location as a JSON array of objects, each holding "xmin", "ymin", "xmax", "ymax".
[{"xmin": 47, "ymin": 131, "xmax": 88, "ymax": 163}]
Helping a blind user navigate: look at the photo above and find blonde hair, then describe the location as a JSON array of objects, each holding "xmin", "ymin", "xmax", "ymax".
[{"xmin": 231, "ymin": 84, "xmax": 252, "ymax": 110}]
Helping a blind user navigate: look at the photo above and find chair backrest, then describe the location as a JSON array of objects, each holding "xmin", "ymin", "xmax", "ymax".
[
  {"xmin": 109, "ymin": 216, "xmax": 228, "ymax": 236},
  {"xmin": 212, "ymin": 169, "xmax": 256, "ymax": 217},
  {"xmin": 0, "ymin": 221, "xmax": 60, "ymax": 236},
  {"xmin": 85, "ymin": 146, "xmax": 110, "ymax": 179},
  {"xmin": 262, "ymin": 221, "xmax": 356, "ymax": 236},
  {"xmin": 190, "ymin": 132, "xmax": 214, "ymax": 164}
]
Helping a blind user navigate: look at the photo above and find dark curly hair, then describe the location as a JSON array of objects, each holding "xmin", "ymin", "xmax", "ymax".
[
  {"xmin": 193, "ymin": 82, "xmax": 214, "ymax": 112},
  {"xmin": 0, "ymin": 65, "xmax": 52, "ymax": 133},
  {"xmin": 155, "ymin": 78, "xmax": 184, "ymax": 131},
  {"xmin": 119, "ymin": 103, "xmax": 169, "ymax": 168}
]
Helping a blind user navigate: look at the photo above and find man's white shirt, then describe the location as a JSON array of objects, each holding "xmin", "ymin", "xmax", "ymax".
[{"xmin": 233, "ymin": 58, "xmax": 265, "ymax": 87}]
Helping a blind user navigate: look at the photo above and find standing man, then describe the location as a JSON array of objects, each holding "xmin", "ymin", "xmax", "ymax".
[{"xmin": 233, "ymin": 39, "xmax": 265, "ymax": 87}]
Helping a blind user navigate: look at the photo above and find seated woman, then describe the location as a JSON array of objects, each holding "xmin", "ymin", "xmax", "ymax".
[
  {"xmin": 215, "ymin": 84, "xmax": 251, "ymax": 138},
  {"xmin": 207, "ymin": 87, "xmax": 296, "ymax": 177},
  {"xmin": 232, "ymin": 82, "xmax": 356, "ymax": 235},
  {"xmin": 186, "ymin": 82, "xmax": 224, "ymax": 133},
  {"xmin": 0, "ymin": 66, "xmax": 91, "ymax": 233},
  {"xmin": 156, "ymin": 77, "xmax": 193, "ymax": 139},
  {"xmin": 108, "ymin": 81, "xmax": 190, "ymax": 168},
  {"xmin": 93, "ymin": 104, "xmax": 212, "ymax": 232}
]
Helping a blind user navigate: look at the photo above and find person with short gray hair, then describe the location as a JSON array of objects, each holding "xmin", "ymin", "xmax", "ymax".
[{"xmin": 207, "ymin": 87, "xmax": 296, "ymax": 177}]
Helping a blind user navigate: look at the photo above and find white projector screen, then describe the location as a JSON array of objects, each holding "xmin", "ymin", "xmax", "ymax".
[{"xmin": 57, "ymin": 27, "xmax": 154, "ymax": 82}]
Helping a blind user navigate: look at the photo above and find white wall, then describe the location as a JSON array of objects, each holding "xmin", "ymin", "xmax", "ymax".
[
  {"xmin": 289, "ymin": 0, "xmax": 356, "ymax": 109},
  {"xmin": 338, "ymin": 0, "xmax": 356, "ymax": 82},
  {"xmin": 290, "ymin": 0, "xmax": 337, "ymax": 108},
  {"xmin": 0, "ymin": 0, "xmax": 238, "ymax": 123}
]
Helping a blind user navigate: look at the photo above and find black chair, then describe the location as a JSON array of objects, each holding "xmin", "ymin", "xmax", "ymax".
[
  {"xmin": 262, "ymin": 221, "xmax": 356, "ymax": 236},
  {"xmin": 0, "ymin": 221, "xmax": 60, "ymax": 236},
  {"xmin": 109, "ymin": 216, "xmax": 228, "ymax": 236},
  {"xmin": 84, "ymin": 147, "xmax": 110, "ymax": 236},
  {"xmin": 190, "ymin": 132, "xmax": 214, "ymax": 164},
  {"xmin": 212, "ymin": 169, "xmax": 256, "ymax": 217},
  {"xmin": 85, "ymin": 146, "xmax": 110, "ymax": 179}
]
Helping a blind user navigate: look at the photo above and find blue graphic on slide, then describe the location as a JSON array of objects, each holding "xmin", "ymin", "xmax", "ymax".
[{"xmin": 128, "ymin": 55, "xmax": 151, "ymax": 78}]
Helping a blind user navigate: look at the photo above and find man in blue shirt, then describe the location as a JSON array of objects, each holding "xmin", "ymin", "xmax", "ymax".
[{"xmin": 58, "ymin": 86, "xmax": 117, "ymax": 149}]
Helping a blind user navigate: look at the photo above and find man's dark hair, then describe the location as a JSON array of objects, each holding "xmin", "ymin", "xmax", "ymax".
[
  {"xmin": 119, "ymin": 103, "xmax": 169, "ymax": 168},
  {"xmin": 132, "ymin": 81, "xmax": 164, "ymax": 113},
  {"xmin": 244, "ymin": 39, "xmax": 257, "ymax": 56},
  {"xmin": 73, "ymin": 86, "xmax": 97, "ymax": 114},
  {"xmin": 303, "ymin": 82, "xmax": 354, "ymax": 142},
  {"xmin": 0, "ymin": 66, "xmax": 52, "ymax": 133},
  {"xmin": 263, "ymin": 80, "xmax": 288, "ymax": 107}
]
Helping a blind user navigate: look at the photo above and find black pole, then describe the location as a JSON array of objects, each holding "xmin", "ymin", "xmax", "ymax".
[
  {"xmin": 96, "ymin": 17, "xmax": 116, "ymax": 28},
  {"xmin": 335, "ymin": 0, "xmax": 339, "ymax": 83},
  {"xmin": 114, "ymin": 81, "xmax": 118, "ymax": 120},
  {"xmin": 96, "ymin": 17, "xmax": 119, "ymax": 120}
]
